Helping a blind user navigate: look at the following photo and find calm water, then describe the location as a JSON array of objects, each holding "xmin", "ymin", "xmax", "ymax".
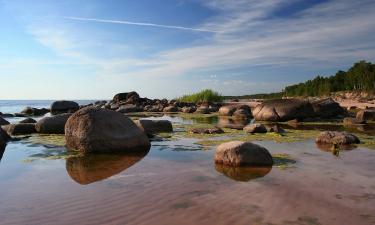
[{"xmin": 1, "ymin": 103, "xmax": 375, "ymax": 225}]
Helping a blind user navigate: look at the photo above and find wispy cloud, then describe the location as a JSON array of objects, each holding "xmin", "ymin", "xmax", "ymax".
[{"xmin": 64, "ymin": 16, "xmax": 217, "ymax": 33}]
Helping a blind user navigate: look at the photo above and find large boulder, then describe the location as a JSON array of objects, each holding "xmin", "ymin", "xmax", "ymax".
[
  {"xmin": 20, "ymin": 107, "xmax": 49, "ymax": 116},
  {"xmin": 215, "ymin": 141, "xmax": 273, "ymax": 167},
  {"xmin": 135, "ymin": 120, "xmax": 173, "ymax": 135},
  {"xmin": 35, "ymin": 113, "xmax": 72, "ymax": 134},
  {"xmin": 311, "ymin": 98, "xmax": 346, "ymax": 118},
  {"xmin": 316, "ymin": 131, "xmax": 360, "ymax": 145},
  {"xmin": 65, "ymin": 107, "xmax": 150, "ymax": 153},
  {"xmin": 243, "ymin": 124, "xmax": 267, "ymax": 134},
  {"xmin": 113, "ymin": 91, "xmax": 140, "ymax": 104},
  {"xmin": 51, "ymin": 101, "xmax": 79, "ymax": 114},
  {"xmin": 0, "ymin": 117, "xmax": 10, "ymax": 126},
  {"xmin": 2, "ymin": 123, "xmax": 36, "ymax": 135},
  {"xmin": 356, "ymin": 110, "xmax": 375, "ymax": 121},
  {"xmin": 252, "ymin": 99, "xmax": 315, "ymax": 122}
]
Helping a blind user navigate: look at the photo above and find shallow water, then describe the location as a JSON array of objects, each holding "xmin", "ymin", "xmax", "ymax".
[{"xmin": 1, "ymin": 113, "xmax": 375, "ymax": 225}]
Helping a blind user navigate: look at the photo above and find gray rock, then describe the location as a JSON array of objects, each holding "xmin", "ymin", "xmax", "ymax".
[
  {"xmin": 2, "ymin": 123, "xmax": 36, "ymax": 135},
  {"xmin": 51, "ymin": 101, "xmax": 79, "ymax": 114},
  {"xmin": 35, "ymin": 113, "xmax": 72, "ymax": 134}
]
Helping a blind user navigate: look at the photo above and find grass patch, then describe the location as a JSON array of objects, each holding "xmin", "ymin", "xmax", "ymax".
[{"xmin": 178, "ymin": 89, "xmax": 224, "ymax": 103}]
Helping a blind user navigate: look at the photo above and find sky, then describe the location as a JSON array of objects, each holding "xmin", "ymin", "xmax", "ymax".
[{"xmin": 0, "ymin": 0, "xmax": 374, "ymax": 100}]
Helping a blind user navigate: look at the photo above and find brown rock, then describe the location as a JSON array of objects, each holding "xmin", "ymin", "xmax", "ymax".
[
  {"xmin": 36, "ymin": 113, "xmax": 72, "ymax": 134},
  {"xmin": 65, "ymin": 107, "xmax": 150, "ymax": 153},
  {"xmin": 243, "ymin": 124, "xmax": 267, "ymax": 133},
  {"xmin": 190, "ymin": 127, "xmax": 224, "ymax": 134},
  {"xmin": 215, "ymin": 141, "xmax": 273, "ymax": 167},
  {"xmin": 135, "ymin": 120, "xmax": 173, "ymax": 134},
  {"xmin": 315, "ymin": 131, "xmax": 360, "ymax": 145}
]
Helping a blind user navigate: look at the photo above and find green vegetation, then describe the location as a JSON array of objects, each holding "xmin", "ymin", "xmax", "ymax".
[
  {"xmin": 284, "ymin": 60, "xmax": 375, "ymax": 96},
  {"xmin": 178, "ymin": 89, "xmax": 224, "ymax": 103},
  {"xmin": 225, "ymin": 60, "xmax": 375, "ymax": 99}
]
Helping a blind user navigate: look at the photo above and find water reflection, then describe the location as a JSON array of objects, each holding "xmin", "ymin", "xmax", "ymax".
[
  {"xmin": 316, "ymin": 143, "xmax": 357, "ymax": 152},
  {"xmin": 215, "ymin": 164, "xmax": 272, "ymax": 182},
  {"xmin": 217, "ymin": 117, "xmax": 250, "ymax": 130},
  {"xmin": 66, "ymin": 150, "xmax": 149, "ymax": 185}
]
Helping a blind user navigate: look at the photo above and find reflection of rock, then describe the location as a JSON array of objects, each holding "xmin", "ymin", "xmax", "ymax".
[
  {"xmin": 217, "ymin": 117, "xmax": 249, "ymax": 130},
  {"xmin": 66, "ymin": 150, "xmax": 149, "ymax": 185},
  {"xmin": 316, "ymin": 143, "xmax": 357, "ymax": 152},
  {"xmin": 215, "ymin": 164, "xmax": 271, "ymax": 182}
]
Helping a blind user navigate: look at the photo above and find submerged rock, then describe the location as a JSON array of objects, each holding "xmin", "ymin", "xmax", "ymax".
[
  {"xmin": 19, "ymin": 118, "xmax": 37, "ymax": 124},
  {"xmin": 252, "ymin": 99, "xmax": 314, "ymax": 122},
  {"xmin": 65, "ymin": 107, "xmax": 150, "ymax": 153},
  {"xmin": 217, "ymin": 117, "xmax": 249, "ymax": 130},
  {"xmin": 0, "ymin": 117, "xmax": 10, "ymax": 126},
  {"xmin": 215, "ymin": 141, "xmax": 273, "ymax": 167},
  {"xmin": 3, "ymin": 123, "xmax": 36, "ymax": 135},
  {"xmin": 135, "ymin": 119, "xmax": 173, "ymax": 135},
  {"xmin": 36, "ymin": 113, "xmax": 72, "ymax": 134},
  {"xmin": 51, "ymin": 101, "xmax": 79, "ymax": 114},
  {"xmin": 190, "ymin": 127, "xmax": 224, "ymax": 134},
  {"xmin": 315, "ymin": 131, "xmax": 360, "ymax": 145},
  {"xmin": 243, "ymin": 124, "xmax": 267, "ymax": 134},
  {"xmin": 0, "ymin": 128, "xmax": 10, "ymax": 151}
]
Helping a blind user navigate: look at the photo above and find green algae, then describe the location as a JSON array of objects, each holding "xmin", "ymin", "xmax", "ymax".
[{"xmin": 27, "ymin": 134, "xmax": 66, "ymax": 147}]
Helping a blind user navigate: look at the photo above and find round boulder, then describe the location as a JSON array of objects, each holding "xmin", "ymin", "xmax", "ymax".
[
  {"xmin": 21, "ymin": 107, "xmax": 49, "ymax": 116},
  {"xmin": 215, "ymin": 141, "xmax": 273, "ymax": 167},
  {"xmin": 65, "ymin": 107, "xmax": 150, "ymax": 153},
  {"xmin": 36, "ymin": 113, "xmax": 72, "ymax": 134},
  {"xmin": 311, "ymin": 98, "xmax": 346, "ymax": 118},
  {"xmin": 316, "ymin": 131, "xmax": 360, "ymax": 145},
  {"xmin": 51, "ymin": 101, "xmax": 79, "ymax": 114},
  {"xmin": 252, "ymin": 99, "xmax": 315, "ymax": 122}
]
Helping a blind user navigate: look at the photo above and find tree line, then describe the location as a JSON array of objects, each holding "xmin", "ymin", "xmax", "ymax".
[{"xmin": 284, "ymin": 60, "xmax": 375, "ymax": 96}]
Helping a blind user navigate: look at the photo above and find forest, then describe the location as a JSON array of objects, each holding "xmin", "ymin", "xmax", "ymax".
[{"xmin": 284, "ymin": 60, "xmax": 375, "ymax": 96}]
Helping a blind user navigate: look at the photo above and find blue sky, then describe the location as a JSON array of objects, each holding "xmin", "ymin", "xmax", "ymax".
[{"xmin": 0, "ymin": 0, "xmax": 375, "ymax": 99}]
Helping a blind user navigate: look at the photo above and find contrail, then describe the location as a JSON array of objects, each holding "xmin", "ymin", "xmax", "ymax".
[{"xmin": 64, "ymin": 17, "xmax": 217, "ymax": 33}]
